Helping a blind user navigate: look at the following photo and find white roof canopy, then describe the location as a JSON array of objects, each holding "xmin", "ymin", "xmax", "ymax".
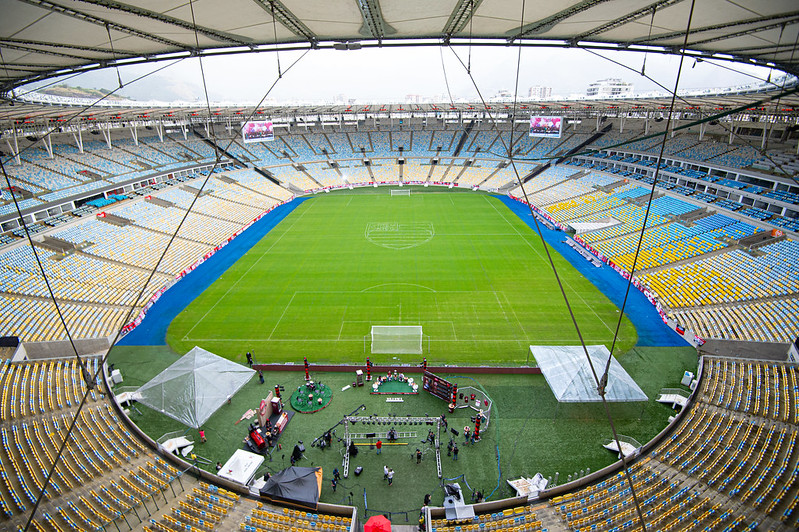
[
  {"xmin": 531, "ymin": 345, "xmax": 648, "ymax": 403},
  {"xmin": 136, "ymin": 346, "xmax": 255, "ymax": 429},
  {"xmin": 2, "ymin": 0, "xmax": 798, "ymax": 90}
]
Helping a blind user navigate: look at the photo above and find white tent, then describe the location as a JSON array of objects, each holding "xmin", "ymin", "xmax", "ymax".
[
  {"xmin": 136, "ymin": 346, "xmax": 255, "ymax": 428},
  {"xmin": 530, "ymin": 345, "xmax": 647, "ymax": 403}
]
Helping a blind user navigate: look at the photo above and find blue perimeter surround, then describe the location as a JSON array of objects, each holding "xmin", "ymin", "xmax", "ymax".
[
  {"xmin": 497, "ymin": 195, "xmax": 688, "ymax": 347},
  {"xmin": 117, "ymin": 198, "xmax": 309, "ymax": 346},
  {"xmin": 119, "ymin": 193, "xmax": 687, "ymax": 347}
]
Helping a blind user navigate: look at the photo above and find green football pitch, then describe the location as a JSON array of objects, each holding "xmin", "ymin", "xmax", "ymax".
[{"xmin": 167, "ymin": 188, "xmax": 637, "ymax": 364}]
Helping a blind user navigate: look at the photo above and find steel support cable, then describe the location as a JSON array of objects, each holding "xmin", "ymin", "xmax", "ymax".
[
  {"xmin": 270, "ymin": 0, "xmax": 283, "ymax": 78},
  {"xmin": 763, "ymin": 26, "xmax": 798, "ymax": 156},
  {"xmin": 450, "ymin": 3, "xmax": 717, "ymax": 527},
  {"xmin": 21, "ymin": 6, "xmax": 310, "ymax": 531},
  {"xmin": 7, "ymin": 54, "xmax": 200, "ymax": 532},
  {"xmin": 0, "ymin": 57, "xmax": 188, "ymax": 380},
  {"xmin": 439, "ymin": 46, "xmax": 455, "ymax": 107},
  {"xmin": 604, "ymin": 0, "xmax": 697, "ymax": 376},
  {"xmin": 579, "ymin": 45, "xmax": 799, "ymax": 189},
  {"xmin": 448, "ymin": 37, "xmax": 652, "ymax": 527},
  {"xmin": 105, "ymin": 23, "xmax": 124, "ymax": 89},
  {"xmin": 0, "ymin": 159, "xmax": 84, "ymax": 364},
  {"xmin": 584, "ymin": 6, "xmax": 698, "ymax": 530},
  {"xmin": 479, "ymin": 79, "xmax": 799, "ymax": 190},
  {"xmin": 444, "ymin": 3, "xmax": 649, "ymax": 525},
  {"xmin": 1, "ymin": 57, "xmax": 187, "ymax": 167}
]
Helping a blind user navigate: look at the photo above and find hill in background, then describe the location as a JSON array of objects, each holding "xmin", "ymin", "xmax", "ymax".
[{"xmin": 36, "ymin": 84, "xmax": 132, "ymax": 101}]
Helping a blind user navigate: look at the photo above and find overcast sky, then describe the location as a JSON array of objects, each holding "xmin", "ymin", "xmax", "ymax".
[{"xmin": 30, "ymin": 45, "xmax": 775, "ymax": 105}]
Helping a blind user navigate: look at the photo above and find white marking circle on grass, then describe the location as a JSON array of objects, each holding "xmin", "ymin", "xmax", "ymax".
[{"xmin": 365, "ymin": 222, "xmax": 434, "ymax": 250}]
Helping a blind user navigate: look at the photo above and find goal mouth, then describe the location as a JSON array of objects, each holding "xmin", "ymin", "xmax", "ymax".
[
  {"xmin": 390, "ymin": 189, "xmax": 411, "ymax": 196},
  {"xmin": 370, "ymin": 325, "xmax": 423, "ymax": 354}
]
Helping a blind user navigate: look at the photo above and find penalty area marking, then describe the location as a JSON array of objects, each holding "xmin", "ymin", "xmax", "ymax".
[
  {"xmin": 360, "ymin": 282, "xmax": 437, "ymax": 293},
  {"xmin": 365, "ymin": 221, "xmax": 434, "ymax": 250},
  {"xmin": 183, "ymin": 287, "xmax": 532, "ymax": 344}
]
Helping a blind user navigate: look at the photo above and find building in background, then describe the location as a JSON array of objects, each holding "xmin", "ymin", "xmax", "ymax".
[
  {"xmin": 528, "ymin": 85, "xmax": 552, "ymax": 99},
  {"xmin": 586, "ymin": 78, "xmax": 633, "ymax": 97}
]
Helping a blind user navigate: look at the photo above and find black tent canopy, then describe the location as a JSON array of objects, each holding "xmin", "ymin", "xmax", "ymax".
[{"xmin": 259, "ymin": 466, "xmax": 323, "ymax": 510}]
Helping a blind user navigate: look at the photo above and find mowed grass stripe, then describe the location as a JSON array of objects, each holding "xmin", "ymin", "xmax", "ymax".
[{"xmin": 167, "ymin": 191, "xmax": 637, "ymax": 365}]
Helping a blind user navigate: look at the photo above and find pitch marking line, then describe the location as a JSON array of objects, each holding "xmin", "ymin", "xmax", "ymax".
[
  {"xmin": 482, "ymin": 195, "xmax": 618, "ymax": 336},
  {"xmin": 268, "ymin": 292, "xmax": 297, "ymax": 340},
  {"xmin": 182, "ymin": 200, "xmax": 314, "ymax": 341},
  {"xmin": 185, "ymin": 337, "xmax": 540, "ymax": 343},
  {"xmin": 340, "ymin": 320, "xmax": 458, "ymax": 341},
  {"xmin": 365, "ymin": 221, "xmax": 434, "ymax": 250},
  {"xmin": 268, "ymin": 289, "xmax": 500, "ymax": 294},
  {"xmin": 361, "ymin": 283, "xmax": 437, "ymax": 293}
]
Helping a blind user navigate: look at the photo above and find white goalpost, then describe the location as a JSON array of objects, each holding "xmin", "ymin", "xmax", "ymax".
[
  {"xmin": 370, "ymin": 325, "xmax": 423, "ymax": 354},
  {"xmin": 390, "ymin": 189, "xmax": 410, "ymax": 196}
]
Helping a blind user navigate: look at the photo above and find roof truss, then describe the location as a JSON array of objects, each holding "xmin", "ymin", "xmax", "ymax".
[{"xmin": 250, "ymin": 0, "xmax": 317, "ymax": 43}]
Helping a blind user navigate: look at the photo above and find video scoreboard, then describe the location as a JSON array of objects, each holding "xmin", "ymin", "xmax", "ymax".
[{"xmin": 422, "ymin": 371, "xmax": 456, "ymax": 402}]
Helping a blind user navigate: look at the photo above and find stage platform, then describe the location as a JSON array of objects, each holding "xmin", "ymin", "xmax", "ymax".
[
  {"xmin": 371, "ymin": 379, "xmax": 418, "ymax": 395},
  {"xmin": 290, "ymin": 382, "xmax": 333, "ymax": 413}
]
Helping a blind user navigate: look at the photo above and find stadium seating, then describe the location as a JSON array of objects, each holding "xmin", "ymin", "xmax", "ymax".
[
  {"xmin": 0, "ymin": 356, "xmax": 194, "ymax": 530},
  {"xmin": 638, "ymin": 239, "xmax": 799, "ymax": 304},
  {"xmin": 371, "ymin": 162, "xmax": 399, "ymax": 183},
  {"xmin": 455, "ymin": 164, "xmax": 493, "ymax": 187},
  {"xmin": 305, "ymin": 132, "xmax": 335, "ymax": 155},
  {"xmin": 113, "ymin": 199, "xmax": 242, "ymax": 246},
  {"xmin": 542, "ymin": 356, "xmax": 799, "ymax": 531},
  {"xmin": 0, "ymin": 352, "xmax": 360, "ymax": 530},
  {"xmin": 226, "ymin": 168, "xmax": 294, "ymax": 201},
  {"xmin": 431, "ymin": 503, "xmax": 543, "ymax": 531},
  {"xmin": 1, "ymin": 127, "xmax": 797, "ymax": 347}
]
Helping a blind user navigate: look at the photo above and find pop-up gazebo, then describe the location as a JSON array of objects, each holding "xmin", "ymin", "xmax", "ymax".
[
  {"xmin": 530, "ymin": 345, "xmax": 647, "ymax": 403},
  {"xmin": 136, "ymin": 346, "xmax": 255, "ymax": 429}
]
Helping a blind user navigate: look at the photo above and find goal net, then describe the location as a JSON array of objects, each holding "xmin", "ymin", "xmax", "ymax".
[
  {"xmin": 390, "ymin": 189, "xmax": 410, "ymax": 196},
  {"xmin": 371, "ymin": 325, "xmax": 423, "ymax": 354}
]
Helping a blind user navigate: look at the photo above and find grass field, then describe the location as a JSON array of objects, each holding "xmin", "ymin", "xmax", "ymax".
[{"xmin": 167, "ymin": 189, "xmax": 637, "ymax": 365}]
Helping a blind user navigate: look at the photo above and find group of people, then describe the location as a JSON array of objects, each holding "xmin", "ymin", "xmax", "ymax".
[
  {"xmin": 246, "ymin": 352, "xmax": 266, "ymax": 384},
  {"xmin": 446, "ymin": 439, "xmax": 460, "ymax": 460},
  {"xmin": 376, "ymin": 370, "xmax": 408, "ymax": 384},
  {"xmin": 383, "ymin": 465, "xmax": 395, "ymax": 485}
]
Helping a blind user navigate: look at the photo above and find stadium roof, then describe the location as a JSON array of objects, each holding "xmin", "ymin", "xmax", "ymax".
[{"xmin": 1, "ymin": 0, "xmax": 798, "ymax": 94}]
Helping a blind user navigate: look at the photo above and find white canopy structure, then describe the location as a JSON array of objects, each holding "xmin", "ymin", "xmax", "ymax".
[
  {"xmin": 530, "ymin": 345, "xmax": 648, "ymax": 403},
  {"xmin": 3, "ymin": 1, "xmax": 798, "ymax": 91},
  {"xmin": 136, "ymin": 346, "xmax": 255, "ymax": 429}
]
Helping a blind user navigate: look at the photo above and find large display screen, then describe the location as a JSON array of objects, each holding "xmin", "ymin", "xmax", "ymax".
[
  {"xmin": 242, "ymin": 120, "xmax": 274, "ymax": 143},
  {"xmin": 422, "ymin": 371, "xmax": 456, "ymax": 402},
  {"xmin": 529, "ymin": 116, "xmax": 562, "ymax": 138}
]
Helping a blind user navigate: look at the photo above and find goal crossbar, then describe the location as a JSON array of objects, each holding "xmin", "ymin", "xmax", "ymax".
[{"xmin": 370, "ymin": 325, "xmax": 422, "ymax": 354}]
